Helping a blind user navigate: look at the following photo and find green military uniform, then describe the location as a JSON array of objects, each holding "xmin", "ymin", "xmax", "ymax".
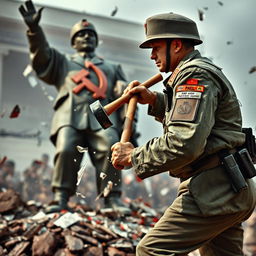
[
  {"xmin": 132, "ymin": 50, "xmax": 256, "ymax": 255},
  {"xmin": 26, "ymin": 25, "xmax": 127, "ymax": 198}
]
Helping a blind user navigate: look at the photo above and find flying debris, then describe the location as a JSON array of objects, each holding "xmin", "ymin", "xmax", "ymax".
[
  {"xmin": 218, "ymin": 1, "xmax": 223, "ymax": 6},
  {"xmin": 226, "ymin": 41, "xmax": 233, "ymax": 45},
  {"xmin": 0, "ymin": 108, "xmax": 6, "ymax": 118},
  {"xmin": 9, "ymin": 105, "xmax": 21, "ymax": 118},
  {"xmin": 23, "ymin": 64, "xmax": 38, "ymax": 88},
  {"xmin": 100, "ymin": 172, "xmax": 107, "ymax": 180},
  {"xmin": 103, "ymin": 181, "xmax": 113, "ymax": 197},
  {"xmin": 0, "ymin": 156, "xmax": 7, "ymax": 168},
  {"xmin": 110, "ymin": 6, "xmax": 118, "ymax": 16},
  {"xmin": 203, "ymin": 7, "xmax": 209, "ymax": 11},
  {"xmin": 47, "ymin": 95, "xmax": 54, "ymax": 101},
  {"xmin": 24, "ymin": 65, "xmax": 55, "ymax": 100},
  {"xmin": 198, "ymin": 9, "xmax": 204, "ymax": 21},
  {"xmin": 95, "ymin": 181, "xmax": 113, "ymax": 201},
  {"xmin": 160, "ymin": 187, "xmax": 169, "ymax": 196},
  {"xmin": 38, "ymin": 84, "xmax": 55, "ymax": 102},
  {"xmin": 76, "ymin": 191, "xmax": 86, "ymax": 198},
  {"xmin": 23, "ymin": 64, "xmax": 33, "ymax": 77},
  {"xmin": 76, "ymin": 164, "xmax": 87, "ymax": 186},
  {"xmin": 76, "ymin": 145, "xmax": 88, "ymax": 153},
  {"xmin": 249, "ymin": 66, "xmax": 256, "ymax": 74},
  {"xmin": 27, "ymin": 75, "xmax": 38, "ymax": 88},
  {"xmin": 40, "ymin": 121, "xmax": 49, "ymax": 127}
]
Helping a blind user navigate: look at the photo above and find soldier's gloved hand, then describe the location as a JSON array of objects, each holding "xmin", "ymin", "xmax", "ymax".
[{"xmin": 19, "ymin": 0, "xmax": 44, "ymax": 32}]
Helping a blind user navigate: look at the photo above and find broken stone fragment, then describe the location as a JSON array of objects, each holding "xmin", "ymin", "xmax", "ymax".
[
  {"xmin": 0, "ymin": 190, "xmax": 23, "ymax": 213},
  {"xmin": 64, "ymin": 234, "xmax": 84, "ymax": 252},
  {"xmin": 8, "ymin": 241, "xmax": 30, "ymax": 256},
  {"xmin": 32, "ymin": 230, "xmax": 57, "ymax": 256}
]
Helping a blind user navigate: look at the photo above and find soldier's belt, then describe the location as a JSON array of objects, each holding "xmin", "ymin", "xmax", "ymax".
[
  {"xmin": 177, "ymin": 147, "xmax": 256, "ymax": 193},
  {"xmin": 175, "ymin": 152, "xmax": 223, "ymax": 180}
]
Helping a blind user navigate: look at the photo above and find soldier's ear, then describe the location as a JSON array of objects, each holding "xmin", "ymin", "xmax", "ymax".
[{"xmin": 172, "ymin": 39, "xmax": 182, "ymax": 53}]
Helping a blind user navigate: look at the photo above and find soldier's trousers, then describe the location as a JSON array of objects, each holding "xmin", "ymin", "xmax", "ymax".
[
  {"xmin": 136, "ymin": 166, "xmax": 256, "ymax": 256},
  {"xmin": 51, "ymin": 126, "xmax": 121, "ymax": 196}
]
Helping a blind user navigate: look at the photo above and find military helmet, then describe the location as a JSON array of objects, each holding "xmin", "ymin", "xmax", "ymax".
[
  {"xmin": 70, "ymin": 19, "xmax": 98, "ymax": 46},
  {"xmin": 140, "ymin": 12, "xmax": 202, "ymax": 48}
]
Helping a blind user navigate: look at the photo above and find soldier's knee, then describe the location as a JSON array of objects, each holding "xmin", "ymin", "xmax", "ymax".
[
  {"xmin": 136, "ymin": 237, "xmax": 188, "ymax": 256},
  {"xmin": 136, "ymin": 244, "xmax": 181, "ymax": 256}
]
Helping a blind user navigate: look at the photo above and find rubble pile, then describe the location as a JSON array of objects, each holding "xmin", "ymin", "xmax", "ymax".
[{"xmin": 0, "ymin": 189, "xmax": 160, "ymax": 256}]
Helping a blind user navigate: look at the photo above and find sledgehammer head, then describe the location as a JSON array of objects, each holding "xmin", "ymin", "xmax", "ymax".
[{"xmin": 90, "ymin": 100, "xmax": 113, "ymax": 129}]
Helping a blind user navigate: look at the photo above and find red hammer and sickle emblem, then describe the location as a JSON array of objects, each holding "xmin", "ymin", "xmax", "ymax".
[{"xmin": 71, "ymin": 61, "xmax": 108, "ymax": 99}]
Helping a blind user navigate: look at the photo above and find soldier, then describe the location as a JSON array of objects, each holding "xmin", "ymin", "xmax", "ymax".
[
  {"xmin": 19, "ymin": 0, "xmax": 131, "ymax": 214},
  {"xmin": 111, "ymin": 13, "xmax": 256, "ymax": 255}
]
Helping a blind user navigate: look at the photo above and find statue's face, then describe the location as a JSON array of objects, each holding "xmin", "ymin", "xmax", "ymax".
[{"xmin": 72, "ymin": 30, "xmax": 97, "ymax": 53}]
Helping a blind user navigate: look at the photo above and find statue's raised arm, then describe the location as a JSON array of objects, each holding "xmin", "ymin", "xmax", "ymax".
[{"xmin": 19, "ymin": 0, "xmax": 44, "ymax": 32}]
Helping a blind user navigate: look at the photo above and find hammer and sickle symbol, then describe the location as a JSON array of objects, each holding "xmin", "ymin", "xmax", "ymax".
[{"xmin": 71, "ymin": 60, "xmax": 108, "ymax": 99}]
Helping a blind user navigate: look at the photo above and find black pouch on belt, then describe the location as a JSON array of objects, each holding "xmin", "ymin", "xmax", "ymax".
[
  {"xmin": 242, "ymin": 127, "xmax": 256, "ymax": 163},
  {"xmin": 235, "ymin": 148, "xmax": 256, "ymax": 179},
  {"xmin": 219, "ymin": 149, "xmax": 248, "ymax": 193}
]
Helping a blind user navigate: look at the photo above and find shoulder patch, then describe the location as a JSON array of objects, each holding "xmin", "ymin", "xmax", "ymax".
[
  {"xmin": 170, "ymin": 83, "xmax": 205, "ymax": 122},
  {"xmin": 170, "ymin": 99, "xmax": 200, "ymax": 122}
]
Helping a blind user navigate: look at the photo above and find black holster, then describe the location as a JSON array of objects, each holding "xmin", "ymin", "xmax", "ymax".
[
  {"xmin": 219, "ymin": 145, "xmax": 256, "ymax": 193},
  {"xmin": 220, "ymin": 150, "xmax": 248, "ymax": 193},
  {"xmin": 235, "ymin": 148, "xmax": 256, "ymax": 179},
  {"xmin": 241, "ymin": 127, "xmax": 256, "ymax": 164}
]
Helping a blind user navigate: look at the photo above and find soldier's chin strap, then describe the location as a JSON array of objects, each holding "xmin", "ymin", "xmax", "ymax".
[{"xmin": 165, "ymin": 39, "xmax": 172, "ymax": 73}]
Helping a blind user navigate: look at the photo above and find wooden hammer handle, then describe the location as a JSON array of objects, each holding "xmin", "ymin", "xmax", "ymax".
[
  {"xmin": 105, "ymin": 73, "xmax": 163, "ymax": 116},
  {"xmin": 120, "ymin": 95, "xmax": 138, "ymax": 143},
  {"xmin": 114, "ymin": 96, "xmax": 138, "ymax": 170}
]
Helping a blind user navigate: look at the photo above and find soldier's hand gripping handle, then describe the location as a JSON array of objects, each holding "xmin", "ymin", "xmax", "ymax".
[{"xmin": 19, "ymin": 0, "xmax": 44, "ymax": 32}]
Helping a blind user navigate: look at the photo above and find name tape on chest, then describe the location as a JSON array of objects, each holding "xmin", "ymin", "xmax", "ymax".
[
  {"xmin": 176, "ymin": 91, "xmax": 202, "ymax": 99},
  {"xmin": 170, "ymin": 83, "xmax": 205, "ymax": 122}
]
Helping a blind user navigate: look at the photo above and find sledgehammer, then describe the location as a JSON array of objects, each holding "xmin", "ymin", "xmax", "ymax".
[
  {"xmin": 120, "ymin": 95, "xmax": 138, "ymax": 143},
  {"xmin": 90, "ymin": 73, "xmax": 163, "ymax": 129}
]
